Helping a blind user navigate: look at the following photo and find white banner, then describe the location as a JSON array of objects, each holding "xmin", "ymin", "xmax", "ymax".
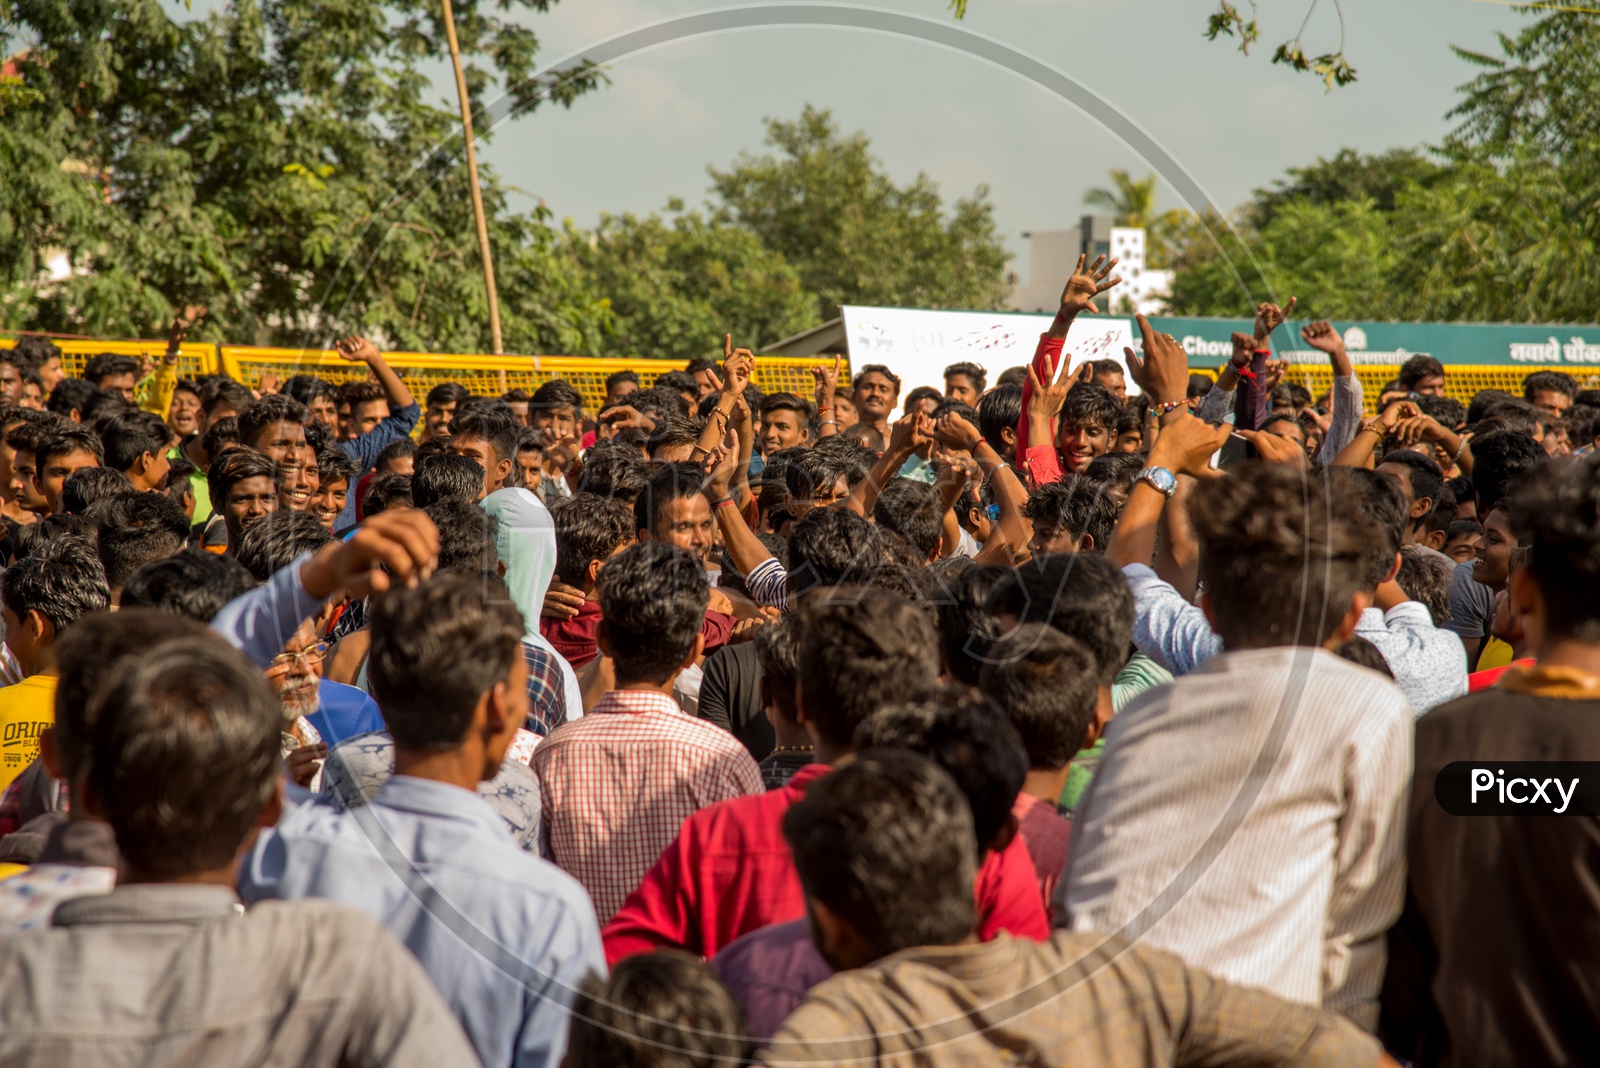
[{"xmin": 839, "ymin": 306, "xmax": 1139, "ymax": 416}]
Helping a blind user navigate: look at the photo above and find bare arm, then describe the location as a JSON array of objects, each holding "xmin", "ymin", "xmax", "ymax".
[
  {"xmin": 1154, "ymin": 475, "xmax": 1201, "ymax": 601},
  {"xmin": 336, "ymin": 336, "xmax": 415, "ymax": 411},
  {"xmin": 843, "ymin": 412, "xmax": 930, "ymax": 518},
  {"xmin": 936, "ymin": 414, "xmax": 1030, "ymax": 561},
  {"xmin": 811, "ymin": 356, "xmax": 841, "ymax": 439}
]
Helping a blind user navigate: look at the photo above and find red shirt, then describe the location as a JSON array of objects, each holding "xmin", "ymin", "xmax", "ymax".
[
  {"xmin": 602, "ymin": 763, "xmax": 1051, "ymax": 965},
  {"xmin": 1468, "ymin": 658, "xmax": 1536, "ymax": 693},
  {"xmin": 1012, "ymin": 792, "xmax": 1072, "ymax": 921},
  {"xmin": 1016, "ymin": 333, "xmax": 1068, "ymax": 489},
  {"xmin": 539, "ymin": 602, "xmax": 737, "ymax": 672}
]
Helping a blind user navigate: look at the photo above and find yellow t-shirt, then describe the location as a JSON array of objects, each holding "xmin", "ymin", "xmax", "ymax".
[
  {"xmin": 0, "ymin": 676, "xmax": 57, "ymax": 794},
  {"xmin": 1477, "ymin": 636, "xmax": 1516, "ymax": 673}
]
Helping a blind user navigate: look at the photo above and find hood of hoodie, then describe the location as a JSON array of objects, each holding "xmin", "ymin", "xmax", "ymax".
[{"xmin": 482, "ymin": 487, "xmax": 557, "ymax": 643}]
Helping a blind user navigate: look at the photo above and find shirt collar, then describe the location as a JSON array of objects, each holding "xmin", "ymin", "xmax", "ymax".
[
  {"xmin": 52, "ymin": 883, "xmax": 241, "ymax": 928},
  {"xmin": 1498, "ymin": 663, "xmax": 1600, "ymax": 699},
  {"xmin": 593, "ymin": 689, "xmax": 685, "ymax": 717},
  {"xmin": 375, "ymin": 775, "xmax": 513, "ymax": 839},
  {"xmin": 1356, "ymin": 607, "xmax": 1388, "ymax": 630}
]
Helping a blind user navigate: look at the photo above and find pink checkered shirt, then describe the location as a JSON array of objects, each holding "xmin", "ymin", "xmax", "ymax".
[{"xmin": 533, "ymin": 688, "xmax": 764, "ymax": 923}]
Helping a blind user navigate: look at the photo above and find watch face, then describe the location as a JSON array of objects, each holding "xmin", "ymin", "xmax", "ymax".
[{"xmin": 1140, "ymin": 467, "xmax": 1176, "ymax": 495}]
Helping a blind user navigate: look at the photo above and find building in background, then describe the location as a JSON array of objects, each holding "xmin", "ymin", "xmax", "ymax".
[{"xmin": 1007, "ymin": 216, "xmax": 1170, "ymax": 317}]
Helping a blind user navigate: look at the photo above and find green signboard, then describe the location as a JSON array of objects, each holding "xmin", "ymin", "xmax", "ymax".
[{"xmin": 1146, "ymin": 316, "xmax": 1600, "ymax": 369}]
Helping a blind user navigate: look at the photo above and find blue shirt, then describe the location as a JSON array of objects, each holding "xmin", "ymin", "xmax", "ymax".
[
  {"xmin": 240, "ymin": 776, "xmax": 605, "ymax": 1068},
  {"xmin": 333, "ymin": 402, "xmax": 420, "ymax": 529},
  {"xmin": 307, "ymin": 679, "xmax": 384, "ymax": 746},
  {"xmin": 1123, "ymin": 563, "xmax": 1468, "ymax": 715}
]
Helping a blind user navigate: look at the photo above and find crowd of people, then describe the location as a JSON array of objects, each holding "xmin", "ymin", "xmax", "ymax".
[{"xmin": 0, "ymin": 254, "xmax": 1596, "ymax": 1067}]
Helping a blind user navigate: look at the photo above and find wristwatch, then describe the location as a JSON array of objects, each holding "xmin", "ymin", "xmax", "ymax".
[{"xmin": 1134, "ymin": 466, "xmax": 1177, "ymax": 498}]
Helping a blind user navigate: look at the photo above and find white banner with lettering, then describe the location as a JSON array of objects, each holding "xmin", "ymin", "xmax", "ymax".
[{"xmin": 839, "ymin": 306, "xmax": 1139, "ymax": 416}]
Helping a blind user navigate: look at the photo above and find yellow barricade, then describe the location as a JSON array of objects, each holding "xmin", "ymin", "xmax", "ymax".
[
  {"xmin": 0, "ymin": 338, "xmax": 216, "ymax": 387},
  {"xmin": 1263, "ymin": 364, "xmax": 1600, "ymax": 414}
]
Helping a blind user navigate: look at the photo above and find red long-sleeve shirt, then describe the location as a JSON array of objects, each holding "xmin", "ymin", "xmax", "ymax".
[
  {"xmin": 1016, "ymin": 333, "xmax": 1067, "ymax": 489},
  {"xmin": 601, "ymin": 763, "xmax": 1051, "ymax": 964}
]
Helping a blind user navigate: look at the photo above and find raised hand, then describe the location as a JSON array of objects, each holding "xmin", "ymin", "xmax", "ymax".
[
  {"xmin": 1025, "ymin": 355, "xmax": 1087, "ymax": 423},
  {"xmin": 1125, "ymin": 313, "xmax": 1190, "ymax": 407},
  {"xmin": 810, "ymin": 355, "xmax": 841, "ymax": 404},
  {"xmin": 1252, "ymin": 297, "xmax": 1297, "ymax": 343},
  {"xmin": 934, "ymin": 412, "xmax": 983, "ymax": 453},
  {"xmin": 1058, "ymin": 254, "xmax": 1122, "ymax": 318},
  {"xmin": 301, "ymin": 508, "xmax": 440, "ymax": 600},
  {"xmin": 334, "ymin": 336, "xmax": 381, "ymax": 363},
  {"xmin": 1263, "ymin": 359, "xmax": 1288, "ymax": 393},
  {"xmin": 1237, "ymin": 428, "xmax": 1310, "ymax": 467},
  {"xmin": 720, "ymin": 336, "xmax": 754, "ymax": 397},
  {"xmin": 1300, "ymin": 320, "xmax": 1345, "ymax": 355},
  {"xmin": 1147, "ymin": 411, "xmax": 1231, "ymax": 479},
  {"xmin": 1229, "ymin": 331, "xmax": 1257, "ymax": 369},
  {"xmin": 887, "ymin": 410, "xmax": 935, "ymax": 457}
]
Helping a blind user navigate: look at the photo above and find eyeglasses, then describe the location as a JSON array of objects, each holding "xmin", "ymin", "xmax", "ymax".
[{"xmin": 269, "ymin": 642, "xmax": 327, "ymax": 670}]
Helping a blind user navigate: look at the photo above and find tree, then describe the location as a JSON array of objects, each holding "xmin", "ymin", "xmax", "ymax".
[
  {"xmin": 565, "ymin": 206, "xmax": 818, "ymax": 362},
  {"xmin": 708, "ymin": 106, "xmax": 1010, "ymax": 322},
  {"xmin": 1083, "ymin": 170, "xmax": 1158, "ymax": 227},
  {"xmin": 0, "ymin": 0, "xmax": 607, "ymax": 353}
]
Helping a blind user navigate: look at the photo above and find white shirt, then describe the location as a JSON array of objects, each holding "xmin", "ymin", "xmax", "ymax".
[{"xmin": 1058, "ymin": 645, "xmax": 1412, "ymax": 1030}]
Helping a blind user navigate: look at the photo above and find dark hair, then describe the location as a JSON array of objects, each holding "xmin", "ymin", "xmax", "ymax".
[
  {"xmin": 233, "ymin": 509, "xmax": 333, "ymax": 581},
  {"xmin": 795, "ymin": 590, "xmax": 938, "ymax": 747},
  {"xmin": 552, "ymin": 493, "xmax": 635, "ymax": 587},
  {"xmin": 754, "ymin": 612, "xmax": 802, "ymax": 723},
  {"xmin": 931, "ymin": 399, "xmax": 978, "ymax": 424},
  {"xmin": 207, "ymin": 447, "xmax": 277, "ymax": 507},
  {"xmin": 413, "ymin": 453, "xmax": 485, "ymax": 509},
  {"xmin": 1398, "ymin": 354, "xmax": 1446, "ymax": 389},
  {"xmin": 1021, "ymin": 474, "xmax": 1119, "ymax": 553},
  {"xmin": 199, "ymin": 377, "xmax": 253, "ymax": 416},
  {"xmin": 425, "ymin": 382, "xmax": 472, "ymax": 410},
  {"xmin": 904, "ymin": 385, "xmax": 943, "ymax": 415},
  {"xmin": 1396, "ymin": 547, "xmax": 1453, "ymax": 627},
  {"xmin": 46, "ymin": 378, "xmax": 100, "ymax": 421},
  {"xmin": 339, "ymin": 380, "xmax": 385, "ymax": 408},
  {"xmin": 852, "ymin": 363, "xmax": 902, "ymax": 394},
  {"xmin": 653, "ymin": 370, "xmax": 697, "ymax": 399},
  {"xmin": 366, "ymin": 572, "xmax": 525, "ymax": 749},
  {"xmin": 121, "ymin": 552, "xmax": 257, "ymax": 621},
  {"xmin": 1470, "ymin": 431, "xmax": 1546, "ymax": 510},
  {"xmin": 1523, "ymin": 370, "xmax": 1576, "ymax": 402},
  {"xmin": 164, "ymin": 451, "xmax": 197, "ymax": 510},
  {"xmin": 51, "ymin": 609, "xmax": 209, "ymax": 781},
  {"xmin": 943, "ymin": 361, "xmax": 987, "ymax": 393},
  {"xmin": 449, "ymin": 406, "xmax": 521, "ymax": 468},
  {"xmin": 1335, "ymin": 635, "xmax": 1394, "ymax": 678},
  {"xmin": 37, "ymin": 425, "xmax": 104, "ymax": 469},
  {"xmin": 200, "ymin": 415, "xmax": 240, "ymax": 460},
  {"xmin": 839, "ymin": 421, "xmax": 885, "ymax": 451},
  {"xmin": 566, "ymin": 951, "xmax": 752, "ymax": 1068},
  {"xmin": 1187, "ymin": 372, "xmax": 1214, "ymax": 400},
  {"xmin": 1477, "ymin": 399, "xmax": 1544, "ymax": 438},
  {"xmin": 1060, "ymin": 382, "xmax": 1122, "ymax": 433},
  {"xmin": 760, "ymin": 391, "xmax": 812, "ymax": 422},
  {"xmin": 100, "ymin": 410, "xmax": 171, "ymax": 472},
  {"xmin": 1083, "ymin": 451, "xmax": 1145, "ymax": 496},
  {"xmin": 986, "ymin": 552, "xmax": 1133, "ymax": 684},
  {"xmin": 646, "ymin": 417, "xmax": 701, "ymax": 457},
  {"xmin": 784, "ymin": 750, "xmax": 978, "ymax": 958},
  {"xmin": 88, "ymin": 636, "xmax": 281, "ymax": 878},
  {"xmin": 1187, "ymin": 464, "xmax": 1375, "ymax": 649},
  {"xmin": 531, "ymin": 378, "xmax": 583, "ymax": 412},
  {"xmin": 419, "ymin": 498, "xmax": 497, "ymax": 577},
  {"xmin": 995, "ymin": 366, "xmax": 1028, "ymax": 389},
  {"xmin": 855, "ymin": 685, "xmax": 1029, "ymax": 852},
  {"xmin": 0, "ymin": 538, "xmax": 110, "ymax": 639},
  {"xmin": 604, "ymin": 369, "xmax": 640, "ymax": 394},
  {"xmin": 980, "ymin": 624, "xmax": 1099, "ymax": 770},
  {"xmin": 1417, "ymin": 394, "xmax": 1466, "ymax": 430},
  {"xmin": 355, "ymin": 476, "xmax": 410, "ymax": 523},
  {"xmin": 923, "ymin": 560, "xmax": 1004, "ymax": 686},
  {"xmin": 87, "ymin": 493, "xmax": 190, "ymax": 591},
  {"xmin": 576, "ymin": 441, "xmax": 651, "ymax": 504},
  {"xmin": 13, "ymin": 336, "xmax": 62, "ymax": 369},
  {"xmin": 310, "ymin": 447, "xmax": 357, "ymax": 488},
  {"xmin": 1509, "ymin": 452, "xmax": 1600, "ymax": 641},
  {"xmin": 633, "ymin": 461, "xmax": 708, "ymax": 538},
  {"xmin": 1445, "ymin": 518, "xmax": 1483, "ymax": 544},
  {"xmin": 61, "ymin": 466, "xmax": 135, "ymax": 515},
  {"xmin": 236, "ymin": 394, "xmax": 307, "ymax": 450},
  {"xmin": 782, "ymin": 449, "xmax": 849, "ymax": 503},
  {"xmin": 374, "ymin": 438, "xmax": 417, "ymax": 476},
  {"xmin": 4, "ymin": 416, "xmax": 60, "ymax": 457},
  {"xmin": 282, "ymin": 374, "xmax": 336, "ymax": 410},
  {"xmin": 12, "ymin": 514, "xmax": 98, "ymax": 561},
  {"xmin": 82, "ymin": 352, "xmax": 138, "ymax": 385},
  {"xmin": 785, "ymin": 507, "xmax": 886, "ymax": 600},
  {"xmin": 872, "ymin": 478, "xmax": 944, "ymax": 562},
  {"xmin": 1329, "ymin": 468, "xmax": 1406, "ymax": 592},
  {"xmin": 598, "ymin": 542, "xmax": 710, "ymax": 683}
]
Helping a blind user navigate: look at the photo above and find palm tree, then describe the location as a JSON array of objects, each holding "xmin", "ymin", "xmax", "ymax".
[{"xmin": 1083, "ymin": 170, "xmax": 1159, "ymax": 227}]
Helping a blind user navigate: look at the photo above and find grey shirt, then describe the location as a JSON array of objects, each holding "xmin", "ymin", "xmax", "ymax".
[{"xmin": 0, "ymin": 884, "xmax": 481, "ymax": 1067}]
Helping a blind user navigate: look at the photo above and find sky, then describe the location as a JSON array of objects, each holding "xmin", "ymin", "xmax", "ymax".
[{"xmin": 463, "ymin": 0, "xmax": 1527, "ymax": 282}]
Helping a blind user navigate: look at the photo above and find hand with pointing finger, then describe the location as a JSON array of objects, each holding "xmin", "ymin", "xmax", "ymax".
[
  {"xmin": 1253, "ymin": 297, "xmax": 1297, "ymax": 344},
  {"xmin": 1124, "ymin": 313, "xmax": 1190, "ymax": 408}
]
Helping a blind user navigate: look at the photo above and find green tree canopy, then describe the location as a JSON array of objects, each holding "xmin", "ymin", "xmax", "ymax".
[
  {"xmin": 0, "ymin": 0, "xmax": 607, "ymax": 352},
  {"xmin": 565, "ymin": 205, "xmax": 817, "ymax": 362},
  {"xmin": 707, "ymin": 105, "xmax": 1010, "ymax": 323}
]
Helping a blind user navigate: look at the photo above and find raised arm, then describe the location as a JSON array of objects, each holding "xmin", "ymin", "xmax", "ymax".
[
  {"xmin": 842, "ymin": 411, "xmax": 933, "ymax": 518},
  {"xmin": 811, "ymin": 356, "xmax": 842, "ymax": 439},
  {"xmin": 336, "ymin": 335, "xmax": 415, "ymax": 412},
  {"xmin": 692, "ymin": 338, "xmax": 751, "ymax": 463},
  {"xmin": 937, "ymin": 413, "xmax": 1029, "ymax": 562},
  {"xmin": 1018, "ymin": 254, "xmax": 1121, "ymax": 463}
]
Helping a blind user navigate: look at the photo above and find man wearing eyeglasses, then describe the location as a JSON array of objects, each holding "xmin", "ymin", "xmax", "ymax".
[{"xmin": 268, "ymin": 620, "xmax": 382, "ymax": 789}]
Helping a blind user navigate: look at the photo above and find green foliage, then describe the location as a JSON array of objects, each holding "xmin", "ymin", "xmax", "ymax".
[
  {"xmin": 0, "ymin": 0, "xmax": 607, "ymax": 352},
  {"xmin": 1083, "ymin": 170, "xmax": 1159, "ymax": 227},
  {"xmin": 1170, "ymin": 9, "xmax": 1600, "ymax": 325},
  {"xmin": 565, "ymin": 207, "xmax": 817, "ymax": 362},
  {"xmin": 707, "ymin": 106, "xmax": 1010, "ymax": 323}
]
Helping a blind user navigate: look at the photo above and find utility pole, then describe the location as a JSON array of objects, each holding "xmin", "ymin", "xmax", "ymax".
[{"xmin": 439, "ymin": 0, "xmax": 504, "ymax": 356}]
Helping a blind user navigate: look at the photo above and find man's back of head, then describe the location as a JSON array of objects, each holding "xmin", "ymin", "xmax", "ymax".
[
  {"xmin": 986, "ymin": 551, "xmax": 1132, "ymax": 686},
  {"xmin": 598, "ymin": 541, "xmax": 710, "ymax": 686},
  {"xmin": 566, "ymin": 951, "xmax": 753, "ymax": 1068},
  {"xmin": 1510, "ymin": 451, "xmax": 1600, "ymax": 648}
]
